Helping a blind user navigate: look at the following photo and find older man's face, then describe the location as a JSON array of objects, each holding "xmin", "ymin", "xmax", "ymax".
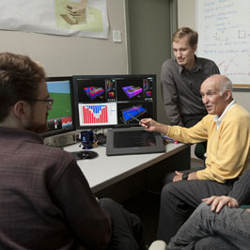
[{"xmin": 200, "ymin": 79, "xmax": 228, "ymax": 117}]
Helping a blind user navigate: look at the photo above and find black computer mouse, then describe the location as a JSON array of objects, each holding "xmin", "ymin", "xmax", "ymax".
[{"xmin": 78, "ymin": 150, "xmax": 99, "ymax": 160}]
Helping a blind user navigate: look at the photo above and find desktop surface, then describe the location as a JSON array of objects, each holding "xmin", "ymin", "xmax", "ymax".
[{"xmin": 64, "ymin": 142, "xmax": 189, "ymax": 193}]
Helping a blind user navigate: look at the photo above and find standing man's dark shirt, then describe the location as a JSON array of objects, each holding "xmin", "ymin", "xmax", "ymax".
[{"xmin": 161, "ymin": 56, "xmax": 220, "ymax": 127}]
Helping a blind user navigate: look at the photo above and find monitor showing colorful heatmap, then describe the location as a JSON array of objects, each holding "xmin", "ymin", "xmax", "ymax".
[
  {"xmin": 41, "ymin": 76, "xmax": 75, "ymax": 137},
  {"xmin": 73, "ymin": 74, "xmax": 157, "ymax": 129}
]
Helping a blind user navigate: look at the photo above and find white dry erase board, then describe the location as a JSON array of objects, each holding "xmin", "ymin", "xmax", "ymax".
[{"xmin": 196, "ymin": 0, "xmax": 250, "ymax": 88}]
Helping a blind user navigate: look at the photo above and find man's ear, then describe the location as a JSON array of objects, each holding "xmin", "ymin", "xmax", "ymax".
[
  {"xmin": 224, "ymin": 89, "xmax": 232, "ymax": 101},
  {"xmin": 12, "ymin": 101, "xmax": 31, "ymax": 120},
  {"xmin": 192, "ymin": 44, "xmax": 197, "ymax": 53}
]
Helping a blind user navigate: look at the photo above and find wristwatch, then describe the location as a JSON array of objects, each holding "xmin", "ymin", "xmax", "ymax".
[{"xmin": 182, "ymin": 172, "xmax": 189, "ymax": 180}]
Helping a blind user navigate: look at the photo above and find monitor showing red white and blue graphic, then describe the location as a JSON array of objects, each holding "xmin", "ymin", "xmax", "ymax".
[{"xmin": 73, "ymin": 74, "xmax": 156, "ymax": 129}]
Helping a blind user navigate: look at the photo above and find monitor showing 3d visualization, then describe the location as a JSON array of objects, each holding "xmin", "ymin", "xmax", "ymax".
[
  {"xmin": 72, "ymin": 74, "xmax": 157, "ymax": 129},
  {"xmin": 41, "ymin": 76, "xmax": 75, "ymax": 137}
]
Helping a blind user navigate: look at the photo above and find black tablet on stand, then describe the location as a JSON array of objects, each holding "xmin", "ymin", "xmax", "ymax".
[{"xmin": 106, "ymin": 127, "xmax": 165, "ymax": 156}]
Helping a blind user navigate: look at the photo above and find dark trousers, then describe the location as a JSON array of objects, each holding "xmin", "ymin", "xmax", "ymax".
[
  {"xmin": 157, "ymin": 169, "xmax": 235, "ymax": 243},
  {"xmin": 167, "ymin": 203, "xmax": 242, "ymax": 250},
  {"xmin": 195, "ymin": 236, "xmax": 238, "ymax": 250},
  {"xmin": 99, "ymin": 198, "xmax": 145, "ymax": 250}
]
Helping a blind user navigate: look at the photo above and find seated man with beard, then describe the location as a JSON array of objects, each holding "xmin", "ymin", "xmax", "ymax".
[{"xmin": 0, "ymin": 52, "xmax": 145, "ymax": 250}]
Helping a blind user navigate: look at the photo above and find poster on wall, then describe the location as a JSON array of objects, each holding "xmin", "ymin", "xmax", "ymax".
[{"xmin": 0, "ymin": 0, "xmax": 109, "ymax": 39}]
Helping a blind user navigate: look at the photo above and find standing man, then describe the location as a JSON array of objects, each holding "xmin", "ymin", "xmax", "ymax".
[
  {"xmin": 140, "ymin": 74, "xmax": 250, "ymax": 243},
  {"xmin": 161, "ymin": 27, "xmax": 220, "ymax": 159},
  {"xmin": 161, "ymin": 26, "xmax": 220, "ymax": 127},
  {"xmin": 0, "ymin": 52, "xmax": 144, "ymax": 250}
]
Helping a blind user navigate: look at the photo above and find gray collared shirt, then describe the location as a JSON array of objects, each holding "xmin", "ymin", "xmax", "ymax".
[{"xmin": 161, "ymin": 56, "xmax": 220, "ymax": 126}]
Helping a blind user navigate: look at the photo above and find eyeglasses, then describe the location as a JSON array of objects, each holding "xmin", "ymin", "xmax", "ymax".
[{"xmin": 29, "ymin": 98, "xmax": 54, "ymax": 108}]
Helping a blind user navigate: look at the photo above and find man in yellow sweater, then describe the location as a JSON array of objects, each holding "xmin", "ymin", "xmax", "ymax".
[{"xmin": 140, "ymin": 74, "xmax": 250, "ymax": 244}]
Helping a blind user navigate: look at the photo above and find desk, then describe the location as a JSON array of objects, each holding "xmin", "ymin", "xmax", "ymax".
[{"xmin": 64, "ymin": 143, "xmax": 190, "ymax": 196}]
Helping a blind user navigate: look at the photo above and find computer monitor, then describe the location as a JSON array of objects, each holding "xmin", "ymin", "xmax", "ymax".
[
  {"xmin": 73, "ymin": 74, "xmax": 157, "ymax": 129},
  {"xmin": 41, "ymin": 76, "xmax": 75, "ymax": 137}
]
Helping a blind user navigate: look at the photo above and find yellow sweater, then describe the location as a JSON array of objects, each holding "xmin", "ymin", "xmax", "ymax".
[{"xmin": 167, "ymin": 103, "xmax": 250, "ymax": 183}]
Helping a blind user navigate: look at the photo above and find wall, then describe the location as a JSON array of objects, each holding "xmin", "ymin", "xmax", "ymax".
[
  {"xmin": 0, "ymin": 0, "xmax": 129, "ymax": 76},
  {"xmin": 177, "ymin": 0, "xmax": 196, "ymax": 29},
  {"xmin": 126, "ymin": 0, "xmax": 172, "ymax": 123},
  {"xmin": 177, "ymin": 0, "xmax": 250, "ymax": 112},
  {"xmin": 233, "ymin": 91, "xmax": 250, "ymax": 112}
]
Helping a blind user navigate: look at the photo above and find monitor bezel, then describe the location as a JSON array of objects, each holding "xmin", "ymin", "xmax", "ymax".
[
  {"xmin": 40, "ymin": 76, "xmax": 76, "ymax": 138},
  {"xmin": 73, "ymin": 74, "xmax": 157, "ymax": 130}
]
